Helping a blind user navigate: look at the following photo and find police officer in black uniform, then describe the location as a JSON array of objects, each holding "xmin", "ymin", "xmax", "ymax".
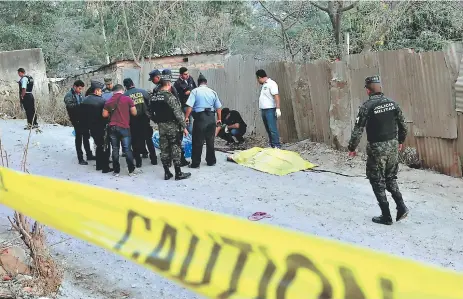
[
  {"xmin": 80, "ymin": 81, "xmax": 112, "ymax": 173},
  {"xmin": 123, "ymin": 78, "xmax": 157, "ymax": 167},
  {"xmin": 348, "ymin": 76, "xmax": 409, "ymax": 225}
]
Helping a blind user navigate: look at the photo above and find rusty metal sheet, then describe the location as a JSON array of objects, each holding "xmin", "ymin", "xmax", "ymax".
[
  {"xmin": 415, "ymin": 136, "xmax": 462, "ymax": 177},
  {"xmin": 307, "ymin": 61, "xmax": 332, "ymax": 144},
  {"xmin": 443, "ymin": 42, "xmax": 463, "ymax": 81},
  {"xmin": 292, "ymin": 61, "xmax": 331, "ymax": 144},
  {"xmin": 377, "ymin": 50, "xmax": 413, "ymax": 122},
  {"xmin": 455, "ymin": 55, "xmax": 463, "ymax": 112},
  {"xmin": 291, "ymin": 63, "xmax": 313, "ymax": 141},
  {"xmin": 402, "ymin": 122, "xmax": 417, "ymax": 149},
  {"xmin": 457, "ymin": 113, "xmax": 463, "ymax": 167},
  {"xmin": 263, "ymin": 61, "xmax": 298, "ymax": 142},
  {"xmin": 407, "ymin": 52, "xmax": 458, "ymax": 139}
]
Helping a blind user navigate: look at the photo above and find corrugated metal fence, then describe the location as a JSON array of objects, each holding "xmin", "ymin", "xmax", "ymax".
[{"xmin": 172, "ymin": 46, "xmax": 463, "ymax": 177}]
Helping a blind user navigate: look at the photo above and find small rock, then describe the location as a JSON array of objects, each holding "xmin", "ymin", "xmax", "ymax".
[
  {"xmin": 2, "ymin": 275, "xmax": 11, "ymax": 281},
  {"xmin": 23, "ymin": 286, "xmax": 32, "ymax": 293}
]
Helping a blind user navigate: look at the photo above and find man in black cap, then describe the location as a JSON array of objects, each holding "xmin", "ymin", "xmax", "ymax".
[
  {"xmin": 151, "ymin": 75, "xmax": 191, "ymax": 180},
  {"xmin": 123, "ymin": 78, "xmax": 157, "ymax": 167},
  {"xmin": 184, "ymin": 74, "xmax": 222, "ymax": 168},
  {"xmin": 174, "ymin": 67, "xmax": 197, "ymax": 134},
  {"xmin": 81, "ymin": 81, "xmax": 112, "ymax": 173},
  {"xmin": 348, "ymin": 75, "xmax": 409, "ymax": 225}
]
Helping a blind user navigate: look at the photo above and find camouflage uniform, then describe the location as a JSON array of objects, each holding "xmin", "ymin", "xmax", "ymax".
[
  {"xmin": 157, "ymin": 91, "xmax": 186, "ymax": 167},
  {"xmin": 348, "ymin": 76, "xmax": 409, "ymax": 225}
]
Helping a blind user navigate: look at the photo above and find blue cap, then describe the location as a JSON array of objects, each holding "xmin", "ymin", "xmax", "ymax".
[
  {"xmin": 162, "ymin": 69, "xmax": 172, "ymax": 76},
  {"xmin": 148, "ymin": 69, "xmax": 161, "ymax": 80}
]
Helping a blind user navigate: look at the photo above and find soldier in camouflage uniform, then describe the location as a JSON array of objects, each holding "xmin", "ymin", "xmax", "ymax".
[
  {"xmin": 150, "ymin": 76, "xmax": 191, "ymax": 181},
  {"xmin": 348, "ymin": 76, "xmax": 409, "ymax": 225}
]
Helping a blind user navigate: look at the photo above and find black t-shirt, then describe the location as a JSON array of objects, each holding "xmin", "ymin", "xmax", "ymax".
[{"xmin": 224, "ymin": 110, "xmax": 247, "ymax": 128}]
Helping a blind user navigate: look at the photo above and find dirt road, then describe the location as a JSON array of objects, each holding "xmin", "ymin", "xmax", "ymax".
[{"xmin": 0, "ymin": 119, "xmax": 462, "ymax": 298}]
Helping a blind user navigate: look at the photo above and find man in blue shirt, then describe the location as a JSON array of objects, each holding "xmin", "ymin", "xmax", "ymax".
[
  {"xmin": 184, "ymin": 74, "xmax": 222, "ymax": 168},
  {"xmin": 17, "ymin": 68, "xmax": 38, "ymax": 129}
]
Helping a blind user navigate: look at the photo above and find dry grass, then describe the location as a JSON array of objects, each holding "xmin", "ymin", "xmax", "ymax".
[{"xmin": 0, "ymin": 109, "xmax": 63, "ymax": 297}]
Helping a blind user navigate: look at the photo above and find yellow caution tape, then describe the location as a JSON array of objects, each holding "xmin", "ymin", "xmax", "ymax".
[{"xmin": 0, "ymin": 166, "xmax": 462, "ymax": 299}]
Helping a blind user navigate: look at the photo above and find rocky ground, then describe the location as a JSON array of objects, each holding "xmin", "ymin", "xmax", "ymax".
[{"xmin": 0, "ymin": 119, "xmax": 462, "ymax": 298}]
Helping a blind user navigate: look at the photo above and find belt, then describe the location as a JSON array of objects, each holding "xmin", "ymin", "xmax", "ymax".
[{"xmin": 194, "ymin": 109, "xmax": 215, "ymax": 113}]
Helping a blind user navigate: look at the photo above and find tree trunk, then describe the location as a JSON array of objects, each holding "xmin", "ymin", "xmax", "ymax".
[{"xmin": 99, "ymin": 4, "xmax": 110, "ymax": 64}]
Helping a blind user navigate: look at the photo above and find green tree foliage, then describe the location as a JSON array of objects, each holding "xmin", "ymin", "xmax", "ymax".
[{"xmin": 0, "ymin": 0, "xmax": 461, "ymax": 77}]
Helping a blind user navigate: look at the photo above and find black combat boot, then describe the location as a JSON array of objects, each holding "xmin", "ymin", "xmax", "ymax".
[
  {"xmin": 372, "ymin": 202, "xmax": 393, "ymax": 225},
  {"xmin": 174, "ymin": 166, "xmax": 191, "ymax": 180},
  {"xmin": 78, "ymin": 159, "xmax": 88, "ymax": 166},
  {"xmin": 180, "ymin": 150, "xmax": 190, "ymax": 167},
  {"xmin": 395, "ymin": 199, "xmax": 409, "ymax": 222},
  {"xmin": 163, "ymin": 165, "xmax": 173, "ymax": 180},
  {"xmin": 87, "ymin": 153, "xmax": 96, "ymax": 161}
]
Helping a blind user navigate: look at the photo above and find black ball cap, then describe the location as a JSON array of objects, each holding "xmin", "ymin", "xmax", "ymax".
[
  {"xmin": 90, "ymin": 80, "xmax": 104, "ymax": 90},
  {"xmin": 365, "ymin": 76, "xmax": 381, "ymax": 85}
]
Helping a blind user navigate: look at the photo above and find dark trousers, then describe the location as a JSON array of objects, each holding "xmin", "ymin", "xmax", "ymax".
[
  {"xmin": 90, "ymin": 126, "xmax": 110, "ymax": 172},
  {"xmin": 109, "ymin": 126, "xmax": 135, "ymax": 173},
  {"xmin": 130, "ymin": 118, "xmax": 145, "ymax": 166},
  {"xmin": 191, "ymin": 111, "xmax": 216, "ymax": 166},
  {"xmin": 144, "ymin": 120, "xmax": 157, "ymax": 162},
  {"xmin": 74, "ymin": 123, "xmax": 92, "ymax": 161},
  {"xmin": 21, "ymin": 94, "xmax": 38, "ymax": 126}
]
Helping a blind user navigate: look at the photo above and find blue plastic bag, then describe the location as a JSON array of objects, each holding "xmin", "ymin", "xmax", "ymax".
[{"xmin": 152, "ymin": 131, "xmax": 192, "ymax": 158}]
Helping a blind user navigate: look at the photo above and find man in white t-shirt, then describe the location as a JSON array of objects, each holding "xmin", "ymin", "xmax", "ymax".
[{"xmin": 256, "ymin": 69, "xmax": 281, "ymax": 148}]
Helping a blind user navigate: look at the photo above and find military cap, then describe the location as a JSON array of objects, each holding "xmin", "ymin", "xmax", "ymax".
[
  {"xmin": 148, "ymin": 69, "xmax": 161, "ymax": 80},
  {"xmin": 365, "ymin": 76, "xmax": 381, "ymax": 86},
  {"xmin": 90, "ymin": 80, "xmax": 104, "ymax": 90},
  {"xmin": 104, "ymin": 78, "xmax": 112, "ymax": 83},
  {"xmin": 161, "ymin": 69, "xmax": 173, "ymax": 81}
]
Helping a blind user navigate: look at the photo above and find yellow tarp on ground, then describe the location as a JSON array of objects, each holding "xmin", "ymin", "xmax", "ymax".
[{"xmin": 229, "ymin": 147, "xmax": 316, "ymax": 175}]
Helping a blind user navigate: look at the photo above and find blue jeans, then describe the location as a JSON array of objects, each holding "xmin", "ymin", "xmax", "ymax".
[
  {"xmin": 183, "ymin": 107, "xmax": 193, "ymax": 135},
  {"xmin": 109, "ymin": 126, "xmax": 135, "ymax": 173},
  {"xmin": 261, "ymin": 108, "xmax": 280, "ymax": 148}
]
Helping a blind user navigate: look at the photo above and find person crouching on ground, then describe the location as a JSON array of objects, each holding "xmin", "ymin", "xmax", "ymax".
[
  {"xmin": 216, "ymin": 108, "xmax": 247, "ymax": 145},
  {"xmin": 102, "ymin": 84, "xmax": 139, "ymax": 177}
]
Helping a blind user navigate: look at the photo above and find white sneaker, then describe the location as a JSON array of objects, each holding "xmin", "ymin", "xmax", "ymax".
[{"xmin": 113, "ymin": 172, "xmax": 120, "ymax": 177}]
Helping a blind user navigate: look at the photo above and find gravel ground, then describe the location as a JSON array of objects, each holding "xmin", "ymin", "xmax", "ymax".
[{"xmin": 0, "ymin": 119, "xmax": 462, "ymax": 298}]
